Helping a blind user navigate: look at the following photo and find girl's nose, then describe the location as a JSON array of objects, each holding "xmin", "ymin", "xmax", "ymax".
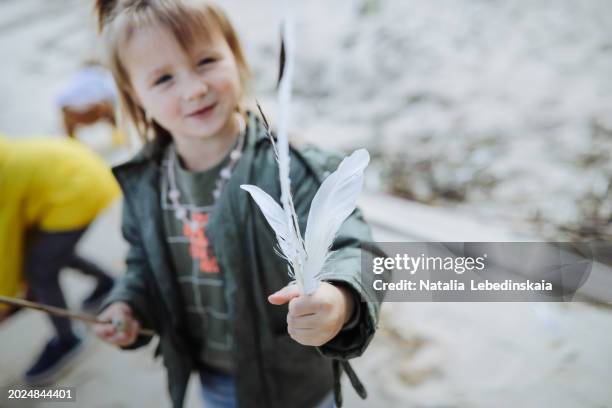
[{"xmin": 183, "ymin": 74, "xmax": 208, "ymax": 101}]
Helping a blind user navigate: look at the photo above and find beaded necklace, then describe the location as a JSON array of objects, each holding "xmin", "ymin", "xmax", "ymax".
[{"xmin": 166, "ymin": 114, "xmax": 246, "ymax": 230}]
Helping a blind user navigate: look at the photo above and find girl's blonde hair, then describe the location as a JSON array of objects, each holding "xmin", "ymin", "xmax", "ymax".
[{"xmin": 95, "ymin": 0, "xmax": 251, "ymax": 146}]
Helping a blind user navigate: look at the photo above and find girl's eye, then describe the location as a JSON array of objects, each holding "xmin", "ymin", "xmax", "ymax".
[
  {"xmin": 198, "ymin": 57, "xmax": 216, "ymax": 66},
  {"xmin": 154, "ymin": 74, "xmax": 172, "ymax": 86}
]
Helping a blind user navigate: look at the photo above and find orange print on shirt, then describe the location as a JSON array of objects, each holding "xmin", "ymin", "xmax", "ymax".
[{"xmin": 182, "ymin": 212, "xmax": 220, "ymax": 273}]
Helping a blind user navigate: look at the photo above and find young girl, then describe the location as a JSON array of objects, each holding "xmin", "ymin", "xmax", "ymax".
[{"xmin": 93, "ymin": 1, "xmax": 384, "ymax": 407}]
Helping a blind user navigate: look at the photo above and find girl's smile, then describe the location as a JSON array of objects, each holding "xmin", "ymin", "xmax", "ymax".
[{"xmin": 187, "ymin": 102, "xmax": 217, "ymax": 119}]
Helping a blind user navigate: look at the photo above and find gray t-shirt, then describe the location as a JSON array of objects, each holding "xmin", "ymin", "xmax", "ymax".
[{"xmin": 160, "ymin": 145, "xmax": 233, "ymax": 374}]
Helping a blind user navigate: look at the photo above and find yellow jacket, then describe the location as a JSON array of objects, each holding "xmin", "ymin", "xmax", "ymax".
[{"xmin": 0, "ymin": 136, "xmax": 120, "ymax": 303}]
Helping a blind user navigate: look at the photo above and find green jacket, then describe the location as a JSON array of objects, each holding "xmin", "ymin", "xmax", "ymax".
[{"xmin": 104, "ymin": 114, "xmax": 386, "ymax": 408}]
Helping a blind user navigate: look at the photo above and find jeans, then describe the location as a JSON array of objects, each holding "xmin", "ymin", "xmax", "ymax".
[
  {"xmin": 199, "ymin": 369, "xmax": 335, "ymax": 408},
  {"xmin": 199, "ymin": 369, "xmax": 237, "ymax": 408}
]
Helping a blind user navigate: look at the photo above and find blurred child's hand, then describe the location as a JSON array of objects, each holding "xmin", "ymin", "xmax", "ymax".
[
  {"xmin": 94, "ymin": 301, "xmax": 141, "ymax": 347},
  {"xmin": 0, "ymin": 307, "xmax": 11, "ymax": 324},
  {"xmin": 268, "ymin": 282, "xmax": 355, "ymax": 347}
]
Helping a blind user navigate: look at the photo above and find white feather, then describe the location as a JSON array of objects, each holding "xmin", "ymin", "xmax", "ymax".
[
  {"xmin": 241, "ymin": 0, "xmax": 370, "ymax": 295},
  {"xmin": 239, "ymin": 185, "xmax": 293, "ymax": 263},
  {"xmin": 302, "ymin": 149, "xmax": 370, "ymax": 294},
  {"xmin": 273, "ymin": 0, "xmax": 309, "ymax": 290}
]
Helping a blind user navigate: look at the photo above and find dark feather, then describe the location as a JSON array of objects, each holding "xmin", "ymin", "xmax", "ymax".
[
  {"xmin": 256, "ymin": 100, "xmax": 271, "ymax": 131},
  {"xmin": 277, "ymin": 26, "xmax": 286, "ymax": 88}
]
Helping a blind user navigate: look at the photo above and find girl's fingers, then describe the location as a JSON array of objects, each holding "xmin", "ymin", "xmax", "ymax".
[
  {"xmin": 97, "ymin": 308, "xmax": 116, "ymax": 322},
  {"xmin": 287, "ymin": 313, "xmax": 319, "ymax": 329},
  {"xmin": 268, "ymin": 284, "xmax": 301, "ymax": 305},
  {"xmin": 288, "ymin": 328, "xmax": 320, "ymax": 346},
  {"xmin": 94, "ymin": 323, "xmax": 116, "ymax": 339},
  {"xmin": 95, "ymin": 302, "xmax": 141, "ymax": 346},
  {"xmin": 288, "ymin": 295, "xmax": 319, "ymax": 317},
  {"xmin": 110, "ymin": 331, "xmax": 131, "ymax": 346},
  {"xmin": 128, "ymin": 319, "xmax": 141, "ymax": 338},
  {"xmin": 288, "ymin": 326, "xmax": 313, "ymax": 336}
]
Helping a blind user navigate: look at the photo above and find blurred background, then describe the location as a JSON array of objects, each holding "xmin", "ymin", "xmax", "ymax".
[{"xmin": 1, "ymin": 0, "xmax": 611, "ymax": 406}]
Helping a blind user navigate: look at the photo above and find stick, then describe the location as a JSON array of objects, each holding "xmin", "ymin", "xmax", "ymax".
[{"xmin": 0, "ymin": 295, "xmax": 155, "ymax": 337}]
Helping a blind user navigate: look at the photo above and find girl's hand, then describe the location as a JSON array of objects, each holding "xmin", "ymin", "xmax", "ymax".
[
  {"xmin": 94, "ymin": 302, "xmax": 141, "ymax": 347},
  {"xmin": 0, "ymin": 306, "xmax": 12, "ymax": 324},
  {"xmin": 268, "ymin": 282, "xmax": 355, "ymax": 347}
]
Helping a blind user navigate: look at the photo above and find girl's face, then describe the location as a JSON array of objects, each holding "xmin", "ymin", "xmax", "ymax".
[{"xmin": 123, "ymin": 23, "xmax": 242, "ymax": 143}]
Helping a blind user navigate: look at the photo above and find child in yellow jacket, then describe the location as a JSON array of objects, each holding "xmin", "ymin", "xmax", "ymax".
[{"xmin": 0, "ymin": 135, "xmax": 120, "ymax": 384}]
